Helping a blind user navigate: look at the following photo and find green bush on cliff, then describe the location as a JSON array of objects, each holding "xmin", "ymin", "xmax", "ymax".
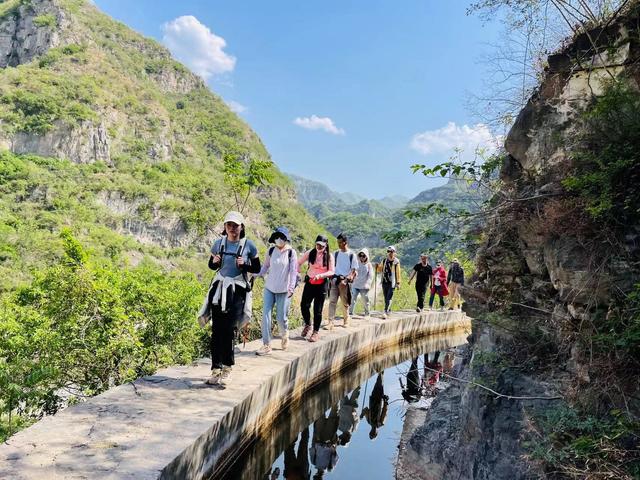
[{"xmin": 563, "ymin": 80, "xmax": 640, "ymax": 226}]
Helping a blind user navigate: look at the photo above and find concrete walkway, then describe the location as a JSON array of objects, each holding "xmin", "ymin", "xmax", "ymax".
[{"xmin": 0, "ymin": 310, "xmax": 470, "ymax": 480}]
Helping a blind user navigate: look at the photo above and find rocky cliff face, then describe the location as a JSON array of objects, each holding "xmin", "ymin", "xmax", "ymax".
[{"xmin": 402, "ymin": 6, "xmax": 640, "ymax": 479}]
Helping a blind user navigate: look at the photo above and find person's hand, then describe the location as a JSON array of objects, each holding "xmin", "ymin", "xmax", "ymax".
[
  {"xmin": 313, "ymin": 274, "xmax": 320, "ymax": 281},
  {"xmin": 212, "ymin": 254, "xmax": 221, "ymax": 264},
  {"xmin": 341, "ymin": 278, "xmax": 348, "ymax": 286},
  {"xmin": 288, "ymin": 288, "xmax": 294, "ymax": 298},
  {"xmin": 236, "ymin": 256, "xmax": 245, "ymax": 267},
  {"xmin": 396, "ymin": 284, "xmax": 401, "ymax": 290}
]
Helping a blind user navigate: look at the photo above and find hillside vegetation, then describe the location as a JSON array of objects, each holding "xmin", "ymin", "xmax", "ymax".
[{"xmin": 0, "ymin": 0, "xmax": 328, "ymax": 439}]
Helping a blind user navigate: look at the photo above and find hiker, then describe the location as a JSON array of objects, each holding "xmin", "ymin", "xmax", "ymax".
[
  {"xmin": 327, "ymin": 233, "xmax": 358, "ymax": 329},
  {"xmin": 401, "ymin": 357, "xmax": 421, "ymax": 403},
  {"xmin": 338, "ymin": 386, "xmax": 361, "ymax": 446},
  {"xmin": 349, "ymin": 248, "xmax": 373, "ymax": 318},
  {"xmin": 256, "ymin": 226, "xmax": 298, "ymax": 356},
  {"xmin": 447, "ymin": 258, "xmax": 465, "ymax": 310},
  {"xmin": 407, "ymin": 253, "xmax": 432, "ymax": 313},
  {"xmin": 298, "ymin": 235, "xmax": 335, "ymax": 342},
  {"xmin": 423, "ymin": 351, "xmax": 444, "ymax": 392},
  {"xmin": 360, "ymin": 372, "xmax": 389, "ymax": 439},
  {"xmin": 375, "ymin": 246, "xmax": 401, "ymax": 319},
  {"xmin": 202, "ymin": 211, "xmax": 260, "ymax": 386},
  {"xmin": 310, "ymin": 403, "xmax": 340, "ymax": 475},
  {"xmin": 284, "ymin": 427, "xmax": 311, "ymax": 480},
  {"xmin": 429, "ymin": 260, "xmax": 449, "ymax": 311}
]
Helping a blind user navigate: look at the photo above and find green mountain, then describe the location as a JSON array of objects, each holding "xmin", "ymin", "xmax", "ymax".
[{"xmin": 0, "ymin": 0, "xmax": 326, "ymax": 291}]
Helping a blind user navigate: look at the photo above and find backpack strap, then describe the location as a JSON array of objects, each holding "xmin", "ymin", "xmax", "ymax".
[{"xmin": 269, "ymin": 246, "xmax": 275, "ymax": 257}]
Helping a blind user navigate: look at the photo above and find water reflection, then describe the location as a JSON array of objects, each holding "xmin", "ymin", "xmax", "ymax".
[{"xmin": 216, "ymin": 329, "xmax": 469, "ymax": 480}]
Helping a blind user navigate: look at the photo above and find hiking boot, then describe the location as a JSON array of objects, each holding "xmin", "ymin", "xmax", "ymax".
[
  {"xmin": 323, "ymin": 320, "xmax": 334, "ymax": 331},
  {"xmin": 256, "ymin": 344, "xmax": 272, "ymax": 356},
  {"xmin": 308, "ymin": 331, "xmax": 320, "ymax": 342},
  {"xmin": 301, "ymin": 324, "xmax": 312, "ymax": 338},
  {"xmin": 281, "ymin": 331, "xmax": 289, "ymax": 351},
  {"xmin": 205, "ymin": 368, "xmax": 221, "ymax": 385},
  {"xmin": 219, "ymin": 366, "xmax": 232, "ymax": 386}
]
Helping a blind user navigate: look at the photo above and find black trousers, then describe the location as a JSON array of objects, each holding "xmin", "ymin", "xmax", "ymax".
[
  {"xmin": 301, "ymin": 281, "xmax": 327, "ymax": 332},
  {"xmin": 209, "ymin": 284, "xmax": 247, "ymax": 369},
  {"xmin": 429, "ymin": 284, "xmax": 445, "ymax": 307},
  {"xmin": 415, "ymin": 282, "xmax": 428, "ymax": 309}
]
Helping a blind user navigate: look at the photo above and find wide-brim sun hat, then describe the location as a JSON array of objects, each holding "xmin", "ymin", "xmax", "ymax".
[
  {"xmin": 223, "ymin": 211, "xmax": 244, "ymax": 225},
  {"xmin": 269, "ymin": 226, "xmax": 290, "ymax": 243}
]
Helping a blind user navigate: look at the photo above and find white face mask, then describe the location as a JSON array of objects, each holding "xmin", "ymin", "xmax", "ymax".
[{"xmin": 275, "ymin": 238, "xmax": 285, "ymax": 247}]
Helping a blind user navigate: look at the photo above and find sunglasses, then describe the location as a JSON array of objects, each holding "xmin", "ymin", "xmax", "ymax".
[{"xmin": 358, "ymin": 253, "xmax": 366, "ymax": 258}]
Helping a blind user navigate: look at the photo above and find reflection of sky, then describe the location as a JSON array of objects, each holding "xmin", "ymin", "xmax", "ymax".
[{"xmin": 266, "ymin": 354, "xmax": 445, "ymax": 479}]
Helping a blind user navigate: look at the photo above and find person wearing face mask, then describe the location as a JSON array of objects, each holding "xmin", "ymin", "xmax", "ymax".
[
  {"xmin": 349, "ymin": 248, "xmax": 373, "ymax": 318},
  {"xmin": 256, "ymin": 226, "xmax": 298, "ymax": 356},
  {"xmin": 429, "ymin": 260, "xmax": 449, "ymax": 311},
  {"xmin": 297, "ymin": 235, "xmax": 335, "ymax": 342}
]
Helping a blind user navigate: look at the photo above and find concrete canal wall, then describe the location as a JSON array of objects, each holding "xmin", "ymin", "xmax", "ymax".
[{"xmin": 0, "ymin": 310, "xmax": 471, "ymax": 480}]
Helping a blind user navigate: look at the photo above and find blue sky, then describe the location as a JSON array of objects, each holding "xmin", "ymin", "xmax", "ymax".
[{"xmin": 95, "ymin": 0, "xmax": 503, "ymax": 199}]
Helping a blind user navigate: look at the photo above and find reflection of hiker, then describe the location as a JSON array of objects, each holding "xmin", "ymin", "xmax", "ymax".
[
  {"xmin": 298, "ymin": 235, "xmax": 335, "ymax": 343},
  {"xmin": 375, "ymin": 246, "xmax": 401, "ymax": 319},
  {"xmin": 442, "ymin": 351, "xmax": 455, "ymax": 375},
  {"xmin": 360, "ymin": 373, "xmax": 389, "ymax": 439},
  {"xmin": 310, "ymin": 404, "xmax": 340, "ymax": 475},
  {"xmin": 201, "ymin": 211, "xmax": 260, "ymax": 387},
  {"xmin": 429, "ymin": 260, "xmax": 449, "ymax": 311},
  {"xmin": 349, "ymin": 249, "xmax": 373, "ymax": 318},
  {"xmin": 423, "ymin": 351, "xmax": 444, "ymax": 388},
  {"xmin": 408, "ymin": 253, "xmax": 432, "ymax": 313},
  {"xmin": 338, "ymin": 386, "xmax": 361, "ymax": 446},
  {"xmin": 401, "ymin": 357, "xmax": 421, "ymax": 403},
  {"xmin": 284, "ymin": 427, "xmax": 311, "ymax": 480},
  {"xmin": 328, "ymin": 233, "xmax": 358, "ymax": 329},
  {"xmin": 447, "ymin": 258, "xmax": 465, "ymax": 310},
  {"xmin": 256, "ymin": 226, "xmax": 298, "ymax": 356}
]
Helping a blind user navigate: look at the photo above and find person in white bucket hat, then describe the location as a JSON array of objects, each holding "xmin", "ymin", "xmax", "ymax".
[{"xmin": 198, "ymin": 211, "xmax": 260, "ymax": 387}]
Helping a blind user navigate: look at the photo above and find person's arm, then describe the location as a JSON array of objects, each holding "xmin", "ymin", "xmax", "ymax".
[
  {"xmin": 257, "ymin": 251, "xmax": 271, "ymax": 277},
  {"xmin": 408, "ymin": 268, "xmax": 416, "ymax": 284},
  {"xmin": 460, "ymin": 268, "xmax": 465, "ymax": 286},
  {"xmin": 208, "ymin": 241, "xmax": 221, "ymax": 270},
  {"xmin": 319, "ymin": 253, "xmax": 335, "ymax": 279},
  {"xmin": 287, "ymin": 250, "xmax": 298, "ymax": 295},
  {"xmin": 395, "ymin": 261, "xmax": 401, "ymax": 288},
  {"xmin": 297, "ymin": 249, "xmax": 310, "ymax": 267},
  {"xmin": 447, "ymin": 269, "xmax": 452, "ymax": 284}
]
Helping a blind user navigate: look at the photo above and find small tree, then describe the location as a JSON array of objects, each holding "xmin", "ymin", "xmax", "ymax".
[{"xmin": 222, "ymin": 150, "xmax": 275, "ymax": 213}]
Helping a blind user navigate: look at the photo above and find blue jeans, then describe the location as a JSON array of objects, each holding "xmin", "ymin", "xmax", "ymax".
[
  {"xmin": 262, "ymin": 288, "xmax": 290, "ymax": 345},
  {"xmin": 350, "ymin": 287, "xmax": 370, "ymax": 315}
]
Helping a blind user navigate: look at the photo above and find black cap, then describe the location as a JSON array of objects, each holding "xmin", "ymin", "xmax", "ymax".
[
  {"xmin": 336, "ymin": 232, "xmax": 348, "ymax": 242},
  {"xmin": 314, "ymin": 234, "xmax": 328, "ymax": 244}
]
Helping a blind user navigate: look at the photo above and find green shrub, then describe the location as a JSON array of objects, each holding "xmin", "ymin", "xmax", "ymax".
[
  {"xmin": 33, "ymin": 14, "xmax": 56, "ymax": 27},
  {"xmin": 563, "ymin": 80, "xmax": 640, "ymax": 227}
]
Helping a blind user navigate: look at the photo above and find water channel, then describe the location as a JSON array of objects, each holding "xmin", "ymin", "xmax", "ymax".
[{"xmin": 212, "ymin": 328, "xmax": 470, "ymax": 479}]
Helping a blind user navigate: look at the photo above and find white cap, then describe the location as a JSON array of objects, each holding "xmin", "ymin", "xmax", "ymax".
[
  {"xmin": 386, "ymin": 245, "xmax": 396, "ymax": 252},
  {"xmin": 223, "ymin": 211, "xmax": 244, "ymax": 225}
]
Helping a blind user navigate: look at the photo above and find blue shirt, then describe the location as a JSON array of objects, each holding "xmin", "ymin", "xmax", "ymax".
[{"xmin": 211, "ymin": 237, "xmax": 258, "ymax": 278}]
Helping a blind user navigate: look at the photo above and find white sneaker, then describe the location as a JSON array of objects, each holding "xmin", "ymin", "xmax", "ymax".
[
  {"xmin": 382, "ymin": 312, "xmax": 387, "ymax": 319},
  {"xmin": 219, "ymin": 366, "xmax": 232, "ymax": 386},
  {"xmin": 205, "ymin": 368, "xmax": 221, "ymax": 385},
  {"xmin": 256, "ymin": 344, "xmax": 272, "ymax": 356},
  {"xmin": 416, "ymin": 307, "xmax": 422, "ymax": 313},
  {"xmin": 281, "ymin": 331, "xmax": 289, "ymax": 351}
]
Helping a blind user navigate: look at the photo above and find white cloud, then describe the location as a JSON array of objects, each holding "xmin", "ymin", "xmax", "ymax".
[
  {"xmin": 410, "ymin": 122, "xmax": 501, "ymax": 158},
  {"xmin": 293, "ymin": 115, "xmax": 345, "ymax": 135},
  {"xmin": 226, "ymin": 100, "xmax": 247, "ymax": 114},
  {"xmin": 161, "ymin": 15, "xmax": 236, "ymax": 80}
]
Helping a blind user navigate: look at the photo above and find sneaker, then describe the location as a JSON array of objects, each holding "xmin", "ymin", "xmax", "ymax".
[
  {"xmin": 219, "ymin": 366, "xmax": 232, "ymax": 386},
  {"xmin": 382, "ymin": 312, "xmax": 387, "ymax": 319},
  {"xmin": 281, "ymin": 331, "xmax": 289, "ymax": 351},
  {"xmin": 301, "ymin": 324, "xmax": 312, "ymax": 338},
  {"xmin": 309, "ymin": 331, "xmax": 320, "ymax": 342},
  {"xmin": 205, "ymin": 368, "xmax": 221, "ymax": 385},
  {"xmin": 364, "ymin": 314, "xmax": 371, "ymax": 320},
  {"xmin": 323, "ymin": 321, "xmax": 334, "ymax": 331},
  {"xmin": 416, "ymin": 307, "xmax": 422, "ymax": 313},
  {"xmin": 439, "ymin": 306, "xmax": 444, "ymax": 312},
  {"xmin": 256, "ymin": 344, "xmax": 272, "ymax": 356}
]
